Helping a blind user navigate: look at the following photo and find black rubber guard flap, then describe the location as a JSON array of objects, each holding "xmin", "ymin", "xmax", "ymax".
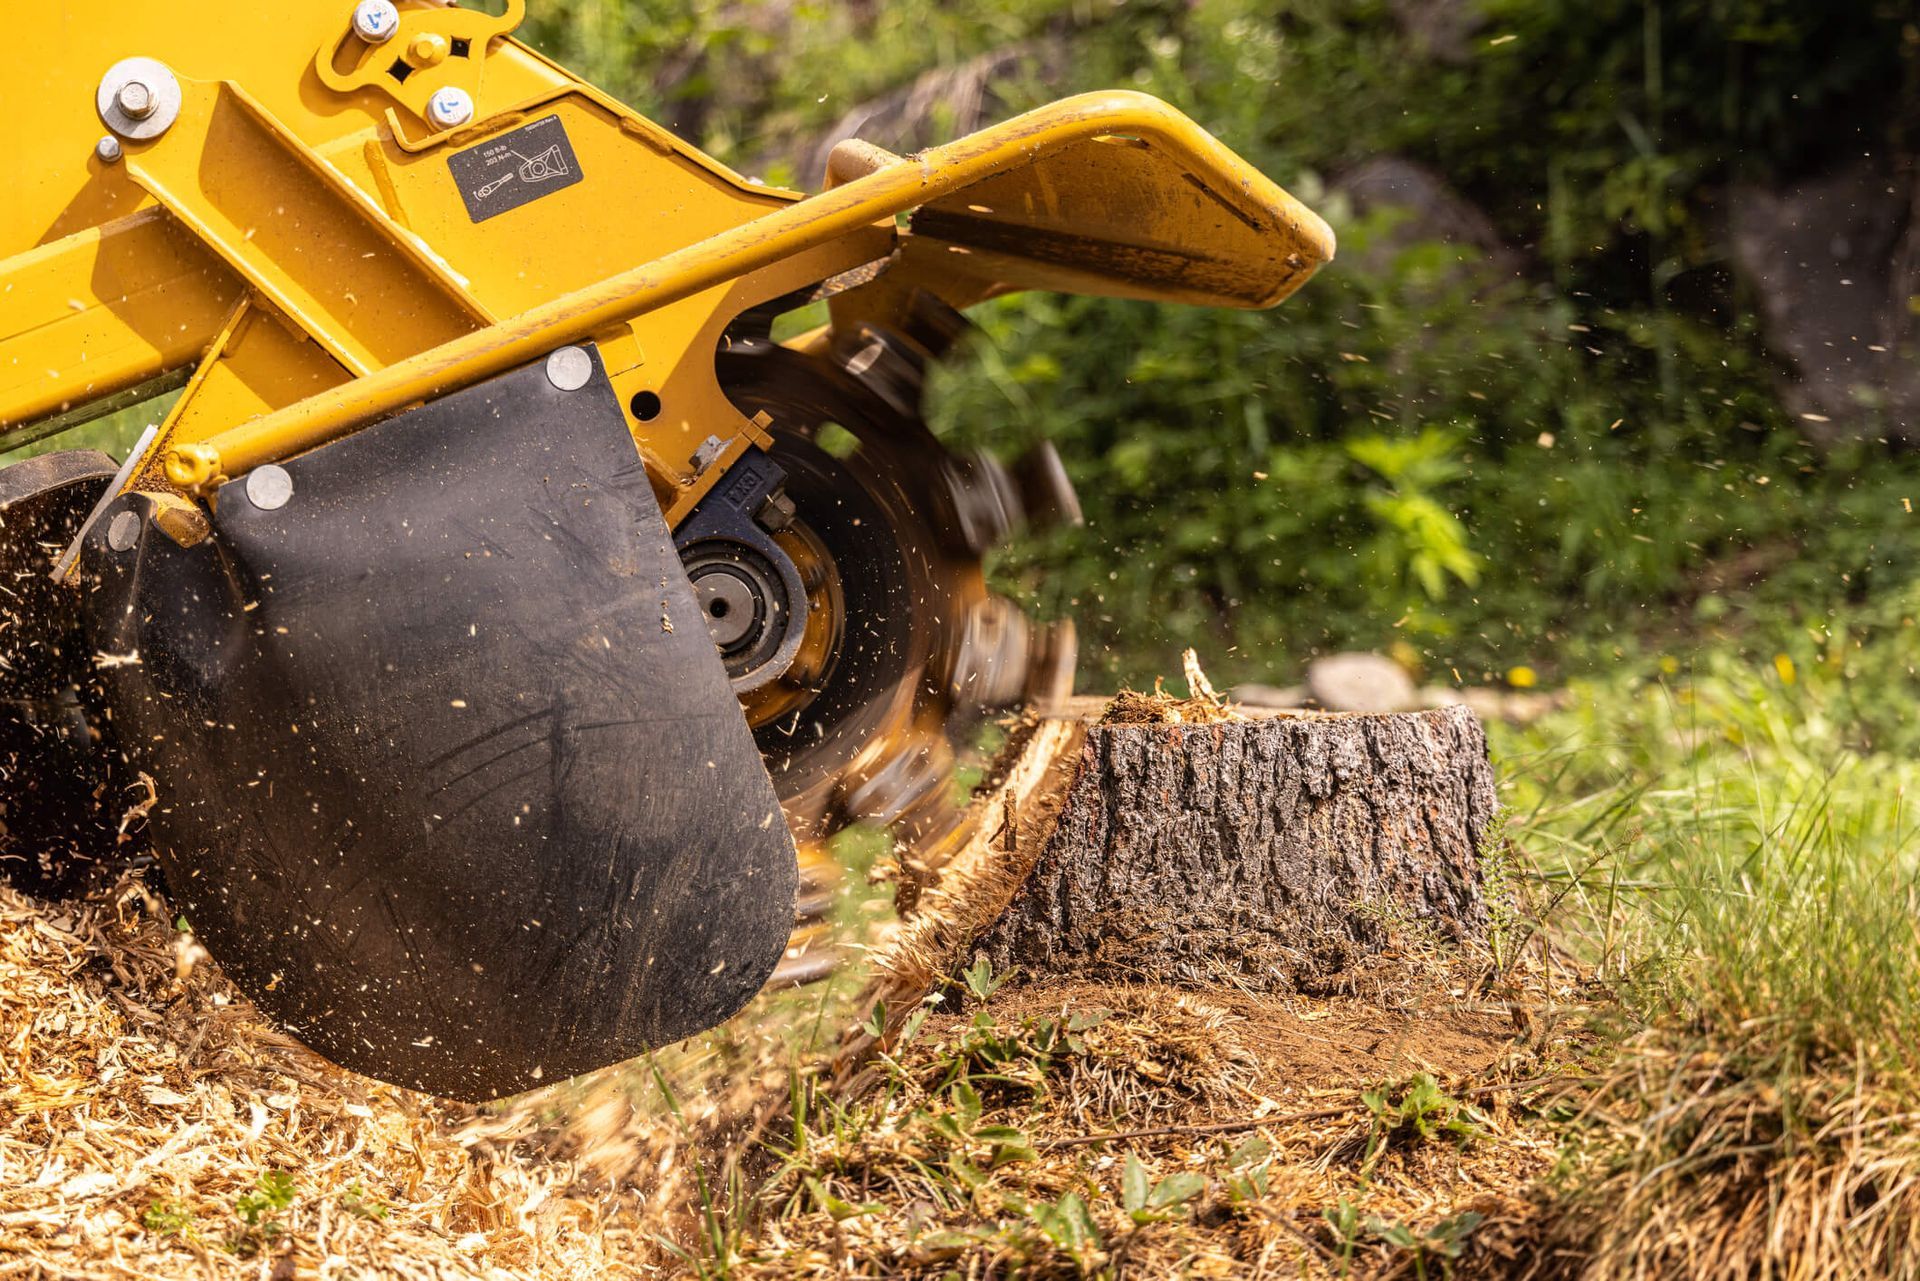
[{"xmin": 78, "ymin": 347, "xmax": 798, "ymax": 1100}]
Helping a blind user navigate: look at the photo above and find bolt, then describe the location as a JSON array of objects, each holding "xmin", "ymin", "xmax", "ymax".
[
  {"xmin": 692, "ymin": 568, "xmax": 760, "ymax": 650},
  {"xmin": 106, "ymin": 510, "xmax": 141, "ymax": 553},
  {"xmin": 95, "ymin": 135, "xmax": 122, "ymax": 163},
  {"xmin": 351, "ymin": 0, "xmax": 399, "ymax": 42},
  {"xmin": 244, "ymin": 464, "xmax": 295, "ymax": 512},
  {"xmin": 408, "ymin": 31, "xmax": 450, "ymax": 66},
  {"xmin": 755, "ymin": 491, "xmax": 797, "ymax": 533},
  {"xmin": 426, "ymin": 86, "xmax": 473, "ymax": 129},
  {"xmin": 116, "ymin": 81, "xmax": 156, "ymax": 120},
  {"xmin": 544, "ymin": 346, "xmax": 593, "ymax": 392}
]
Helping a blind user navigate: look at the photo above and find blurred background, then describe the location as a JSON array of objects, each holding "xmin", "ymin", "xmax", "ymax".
[{"xmin": 508, "ymin": 0, "xmax": 1920, "ymax": 714}]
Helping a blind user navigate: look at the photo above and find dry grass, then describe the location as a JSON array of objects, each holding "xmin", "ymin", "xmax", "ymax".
[
  {"xmin": 43, "ymin": 677, "xmax": 1906, "ymax": 1279},
  {"xmin": 0, "ymin": 712, "xmax": 1071, "ymax": 1280},
  {"xmin": 1560, "ymin": 1039, "xmax": 1920, "ymax": 1280},
  {"xmin": 1, "ymin": 694, "xmax": 1608, "ymax": 1280},
  {"xmin": 716, "ymin": 695, "xmax": 1596, "ymax": 1275},
  {"xmin": 1486, "ymin": 655, "xmax": 1920, "ymax": 1281},
  {"xmin": 0, "ymin": 876, "xmax": 681, "ymax": 1279}
]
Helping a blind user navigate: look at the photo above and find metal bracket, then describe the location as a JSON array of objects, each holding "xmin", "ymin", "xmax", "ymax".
[
  {"xmin": 313, "ymin": 0, "xmax": 525, "ymax": 131},
  {"xmin": 674, "ymin": 448, "xmax": 811, "ymax": 694}
]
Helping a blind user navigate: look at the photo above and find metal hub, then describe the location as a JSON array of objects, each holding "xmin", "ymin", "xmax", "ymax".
[
  {"xmin": 715, "ymin": 324, "xmax": 1079, "ymax": 858},
  {"xmin": 680, "ymin": 541, "xmax": 804, "ymax": 692},
  {"xmin": 692, "ymin": 562, "xmax": 765, "ymax": 652}
]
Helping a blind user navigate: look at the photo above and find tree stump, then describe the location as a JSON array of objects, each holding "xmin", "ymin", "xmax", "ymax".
[{"xmin": 969, "ymin": 699, "xmax": 1497, "ymax": 991}]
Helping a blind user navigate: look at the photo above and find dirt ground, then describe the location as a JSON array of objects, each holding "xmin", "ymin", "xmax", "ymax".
[{"xmin": 740, "ymin": 950, "xmax": 1591, "ymax": 1278}]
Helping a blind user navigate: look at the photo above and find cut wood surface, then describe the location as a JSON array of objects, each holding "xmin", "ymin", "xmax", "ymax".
[{"xmin": 972, "ymin": 698, "xmax": 1497, "ymax": 990}]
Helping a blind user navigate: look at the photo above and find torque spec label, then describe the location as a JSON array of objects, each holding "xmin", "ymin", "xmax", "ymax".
[{"xmin": 447, "ymin": 115, "xmax": 584, "ymax": 223}]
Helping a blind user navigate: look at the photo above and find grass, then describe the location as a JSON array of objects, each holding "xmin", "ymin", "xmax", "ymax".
[
  {"xmin": 10, "ymin": 627, "xmax": 1915, "ymax": 1278},
  {"xmin": 1485, "ymin": 629, "xmax": 1920, "ymax": 1277}
]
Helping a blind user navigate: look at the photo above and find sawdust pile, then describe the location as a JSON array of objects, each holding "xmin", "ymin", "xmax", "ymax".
[
  {"xmin": 1095, "ymin": 648, "xmax": 1248, "ymax": 727},
  {"xmin": 0, "ymin": 878, "xmax": 674, "ymax": 1280}
]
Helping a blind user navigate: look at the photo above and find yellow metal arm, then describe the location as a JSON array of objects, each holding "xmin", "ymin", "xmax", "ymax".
[
  {"xmin": 169, "ymin": 90, "xmax": 1333, "ymax": 487},
  {"xmin": 0, "ymin": 0, "xmax": 1329, "ymax": 520}
]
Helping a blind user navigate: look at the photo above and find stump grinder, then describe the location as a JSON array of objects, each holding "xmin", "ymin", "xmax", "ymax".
[{"xmin": 0, "ymin": 0, "xmax": 1331, "ymax": 1100}]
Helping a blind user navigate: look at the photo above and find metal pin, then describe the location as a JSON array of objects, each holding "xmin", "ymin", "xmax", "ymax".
[
  {"xmin": 352, "ymin": 0, "xmax": 400, "ymax": 42},
  {"xmin": 116, "ymin": 81, "xmax": 155, "ymax": 120},
  {"xmin": 427, "ymin": 86, "xmax": 474, "ymax": 129}
]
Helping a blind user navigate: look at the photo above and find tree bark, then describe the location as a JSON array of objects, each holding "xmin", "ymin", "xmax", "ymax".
[{"xmin": 970, "ymin": 703, "xmax": 1497, "ymax": 991}]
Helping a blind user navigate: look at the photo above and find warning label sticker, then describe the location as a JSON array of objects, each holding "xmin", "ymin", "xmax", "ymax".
[{"xmin": 447, "ymin": 115, "xmax": 584, "ymax": 223}]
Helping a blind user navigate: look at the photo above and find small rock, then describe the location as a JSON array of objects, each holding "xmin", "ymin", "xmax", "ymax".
[
  {"xmin": 1728, "ymin": 158, "xmax": 1920, "ymax": 447},
  {"xmin": 1230, "ymin": 683, "xmax": 1305, "ymax": 709},
  {"xmin": 1305, "ymin": 653, "xmax": 1417, "ymax": 714}
]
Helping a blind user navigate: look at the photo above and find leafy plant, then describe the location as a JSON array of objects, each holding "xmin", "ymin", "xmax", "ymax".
[
  {"xmin": 226, "ymin": 1170, "xmax": 296, "ymax": 1257},
  {"xmin": 1348, "ymin": 425, "xmax": 1483, "ymax": 605},
  {"xmin": 1221, "ymin": 1133, "xmax": 1274, "ymax": 1205},
  {"xmin": 141, "ymin": 1199, "xmax": 193, "ymax": 1237},
  {"xmin": 961, "ymin": 955, "xmax": 1009, "ymax": 1002},
  {"xmin": 1027, "ymin": 1190, "xmax": 1102, "ymax": 1268},
  {"xmin": 1119, "ymin": 1151, "xmax": 1206, "ymax": 1225},
  {"xmin": 1365, "ymin": 1209, "xmax": 1488, "ymax": 1280},
  {"xmin": 340, "ymin": 1181, "xmax": 389, "ymax": 1222},
  {"xmin": 1361, "ymin": 1074, "xmax": 1488, "ymax": 1177}
]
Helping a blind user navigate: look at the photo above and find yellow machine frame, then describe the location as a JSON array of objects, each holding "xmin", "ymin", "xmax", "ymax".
[{"xmin": 0, "ymin": 0, "xmax": 1332, "ymax": 529}]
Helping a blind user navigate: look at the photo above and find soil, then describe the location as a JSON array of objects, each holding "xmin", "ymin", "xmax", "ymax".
[
  {"xmin": 961, "ymin": 969, "xmax": 1531, "ymax": 1105},
  {"xmin": 747, "ymin": 948, "xmax": 1589, "ymax": 1279}
]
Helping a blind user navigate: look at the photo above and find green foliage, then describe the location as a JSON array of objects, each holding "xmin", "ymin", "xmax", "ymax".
[
  {"xmin": 961, "ymin": 955, "xmax": 1008, "ymax": 1003},
  {"xmin": 226, "ymin": 1170, "xmax": 296, "ymax": 1257},
  {"xmin": 1491, "ymin": 601, "xmax": 1920, "ymax": 1267},
  {"xmin": 0, "ymin": 389, "xmax": 177, "ymax": 466},
  {"xmin": 340, "ymin": 1181, "xmax": 390, "ymax": 1222},
  {"xmin": 1347, "ymin": 426, "xmax": 1482, "ymax": 603},
  {"xmin": 1221, "ymin": 1134, "xmax": 1274, "ymax": 1205},
  {"xmin": 763, "ymin": 998, "xmax": 1232, "ymax": 1274},
  {"xmin": 511, "ymin": 0, "xmax": 1918, "ymax": 688},
  {"xmin": 1324, "ymin": 1197, "xmax": 1485, "ymax": 1279},
  {"xmin": 140, "ymin": 1199, "xmax": 193, "ymax": 1236},
  {"xmin": 235, "ymin": 1170, "xmax": 296, "ymax": 1226},
  {"xmin": 1360, "ymin": 1073, "xmax": 1487, "ymax": 1178},
  {"xmin": 1497, "ymin": 629, "xmax": 1920, "ymax": 1090},
  {"xmin": 1120, "ymin": 1152, "xmax": 1205, "ymax": 1224}
]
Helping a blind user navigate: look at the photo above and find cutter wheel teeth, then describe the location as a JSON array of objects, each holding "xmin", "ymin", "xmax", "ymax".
[
  {"xmin": 717, "ymin": 327, "xmax": 1076, "ymax": 892},
  {"xmin": 713, "ymin": 317, "xmax": 1081, "ymax": 954}
]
